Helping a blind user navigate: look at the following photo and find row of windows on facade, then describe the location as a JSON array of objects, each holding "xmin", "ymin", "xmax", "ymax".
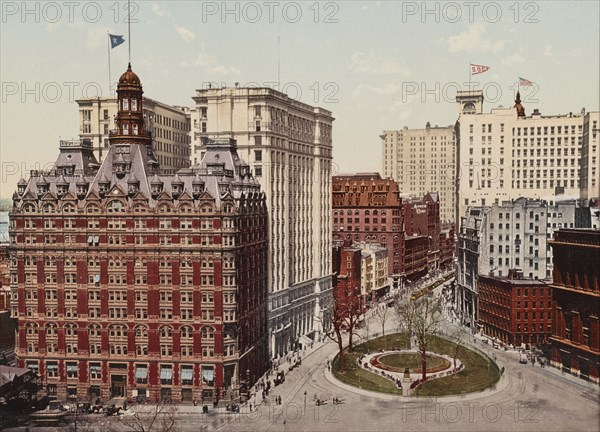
[
  {"xmin": 19, "ymin": 256, "xmax": 234, "ymax": 269},
  {"xmin": 20, "ymin": 269, "xmax": 232, "ymax": 285},
  {"xmin": 15, "ymin": 201, "xmax": 228, "ymax": 214},
  {"xmin": 22, "ymin": 288, "xmax": 231, "ymax": 304},
  {"xmin": 25, "ymin": 360, "xmax": 216, "ymax": 387},
  {"xmin": 17, "ymin": 234, "xmax": 238, "ymax": 247},
  {"xmin": 23, "ymin": 307, "xmax": 236, "ymax": 322},
  {"xmin": 28, "ymin": 323, "xmax": 220, "ymax": 339}
]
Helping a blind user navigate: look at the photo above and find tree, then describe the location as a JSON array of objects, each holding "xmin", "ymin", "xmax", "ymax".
[
  {"xmin": 396, "ymin": 296, "xmax": 443, "ymax": 379},
  {"xmin": 321, "ymin": 282, "xmax": 362, "ymax": 371},
  {"xmin": 373, "ymin": 302, "xmax": 392, "ymax": 337},
  {"xmin": 117, "ymin": 400, "xmax": 177, "ymax": 432}
]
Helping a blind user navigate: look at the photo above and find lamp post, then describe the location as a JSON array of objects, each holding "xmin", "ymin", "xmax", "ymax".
[{"xmin": 303, "ymin": 390, "xmax": 307, "ymax": 414}]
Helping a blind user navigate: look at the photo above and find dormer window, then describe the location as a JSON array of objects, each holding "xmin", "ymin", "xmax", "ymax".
[
  {"xmin": 128, "ymin": 182, "xmax": 139, "ymax": 194},
  {"xmin": 132, "ymin": 98, "xmax": 138, "ymax": 111},
  {"xmin": 57, "ymin": 184, "xmax": 68, "ymax": 196},
  {"xmin": 99, "ymin": 182, "xmax": 109, "ymax": 195},
  {"xmin": 151, "ymin": 183, "xmax": 163, "ymax": 195},
  {"xmin": 192, "ymin": 183, "xmax": 203, "ymax": 196},
  {"xmin": 77, "ymin": 184, "xmax": 88, "ymax": 196},
  {"xmin": 17, "ymin": 185, "xmax": 26, "ymax": 195},
  {"xmin": 219, "ymin": 184, "xmax": 229, "ymax": 195},
  {"xmin": 37, "ymin": 184, "xmax": 49, "ymax": 195},
  {"xmin": 172, "ymin": 184, "xmax": 182, "ymax": 195}
]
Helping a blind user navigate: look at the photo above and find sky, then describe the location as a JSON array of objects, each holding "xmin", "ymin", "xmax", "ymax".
[{"xmin": 1, "ymin": 1, "xmax": 599, "ymax": 198}]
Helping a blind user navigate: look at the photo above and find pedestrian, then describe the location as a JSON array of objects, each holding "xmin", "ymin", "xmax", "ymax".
[{"xmin": 249, "ymin": 402, "xmax": 252, "ymax": 412}]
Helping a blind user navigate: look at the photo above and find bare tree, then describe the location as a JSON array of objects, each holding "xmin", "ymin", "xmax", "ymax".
[
  {"xmin": 447, "ymin": 323, "xmax": 466, "ymax": 371},
  {"xmin": 321, "ymin": 300, "xmax": 347, "ymax": 370},
  {"xmin": 372, "ymin": 303, "xmax": 392, "ymax": 337},
  {"xmin": 319, "ymin": 284, "xmax": 362, "ymax": 371},
  {"xmin": 117, "ymin": 400, "xmax": 177, "ymax": 432},
  {"xmin": 396, "ymin": 296, "xmax": 443, "ymax": 379}
]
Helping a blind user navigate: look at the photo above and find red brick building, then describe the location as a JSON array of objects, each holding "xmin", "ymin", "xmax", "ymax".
[
  {"xmin": 478, "ymin": 270, "xmax": 552, "ymax": 347},
  {"xmin": 549, "ymin": 229, "xmax": 600, "ymax": 383},
  {"xmin": 332, "ymin": 241, "xmax": 363, "ymax": 315},
  {"xmin": 9, "ymin": 65, "xmax": 269, "ymax": 402},
  {"xmin": 403, "ymin": 192, "xmax": 441, "ymax": 274},
  {"xmin": 332, "ymin": 174, "xmax": 405, "ymax": 287}
]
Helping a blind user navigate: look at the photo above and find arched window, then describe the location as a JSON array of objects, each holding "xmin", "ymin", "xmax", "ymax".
[
  {"xmin": 201, "ymin": 326, "xmax": 214, "ymax": 341},
  {"xmin": 135, "ymin": 325, "xmax": 148, "ymax": 338},
  {"xmin": 181, "ymin": 326, "xmax": 193, "ymax": 339},
  {"xmin": 160, "ymin": 326, "xmax": 172, "ymax": 338}
]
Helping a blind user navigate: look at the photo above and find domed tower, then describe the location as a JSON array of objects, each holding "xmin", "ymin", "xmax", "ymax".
[{"xmin": 110, "ymin": 63, "xmax": 153, "ymax": 148}]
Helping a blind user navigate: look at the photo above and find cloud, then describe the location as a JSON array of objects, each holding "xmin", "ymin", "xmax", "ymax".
[
  {"xmin": 544, "ymin": 45, "xmax": 553, "ymax": 57},
  {"xmin": 446, "ymin": 23, "xmax": 505, "ymax": 53},
  {"xmin": 176, "ymin": 26, "xmax": 196, "ymax": 42},
  {"xmin": 85, "ymin": 27, "xmax": 110, "ymax": 49},
  {"xmin": 151, "ymin": 3, "xmax": 169, "ymax": 17},
  {"xmin": 191, "ymin": 51, "xmax": 241, "ymax": 75},
  {"xmin": 502, "ymin": 51, "xmax": 525, "ymax": 66},
  {"xmin": 352, "ymin": 82, "xmax": 403, "ymax": 99},
  {"xmin": 349, "ymin": 52, "xmax": 410, "ymax": 76}
]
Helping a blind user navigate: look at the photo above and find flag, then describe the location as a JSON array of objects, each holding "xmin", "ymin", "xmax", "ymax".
[
  {"xmin": 519, "ymin": 77, "xmax": 533, "ymax": 86},
  {"xmin": 109, "ymin": 34, "xmax": 125, "ymax": 49},
  {"xmin": 471, "ymin": 64, "xmax": 490, "ymax": 75}
]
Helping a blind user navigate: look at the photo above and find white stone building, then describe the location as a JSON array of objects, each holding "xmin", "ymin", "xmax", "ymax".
[
  {"xmin": 381, "ymin": 123, "xmax": 456, "ymax": 222},
  {"xmin": 191, "ymin": 87, "xmax": 334, "ymax": 358},
  {"xmin": 455, "ymin": 90, "xmax": 598, "ymax": 221},
  {"xmin": 76, "ymin": 97, "xmax": 191, "ymax": 171}
]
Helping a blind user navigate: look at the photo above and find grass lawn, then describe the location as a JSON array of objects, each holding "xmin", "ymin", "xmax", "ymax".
[
  {"xmin": 414, "ymin": 335, "xmax": 501, "ymax": 396},
  {"xmin": 331, "ymin": 333, "xmax": 409, "ymax": 395},
  {"xmin": 377, "ymin": 352, "xmax": 449, "ymax": 372},
  {"xmin": 332, "ymin": 333, "xmax": 500, "ymax": 397}
]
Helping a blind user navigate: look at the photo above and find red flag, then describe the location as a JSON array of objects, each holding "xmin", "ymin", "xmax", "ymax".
[{"xmin": 471, "ymin": 64, "xmax": 490, "ymax": 75}]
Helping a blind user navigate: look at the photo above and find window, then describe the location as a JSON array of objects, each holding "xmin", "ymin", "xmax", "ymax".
[
  {"xmin": 136, "ymin": 365, "xmax": 148, "ymax": 384},
  {"xmin": 181, "ymin": 366, "xmax": 193, "ymax": 386},
  {"xmin": 47, "ymin": 362, "xmax": 59, "ymax": 378},
  {"xmin": 160, "ymin": 365, "xmax": 173, "ymax": 385},
  {"xmin": 89, "ymin": 363, "xmax": 101, "ymax": 380},
  {"xmin": 66, "ymin": 363, "xmax": 78, "ymax": 379}
]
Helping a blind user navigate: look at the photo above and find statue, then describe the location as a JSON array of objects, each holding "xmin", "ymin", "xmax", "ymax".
[{"xmin": 514, "ymin": 91, "xmax": 526, "ymax": 117}]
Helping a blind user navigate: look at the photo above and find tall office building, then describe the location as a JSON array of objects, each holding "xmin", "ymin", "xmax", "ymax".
[
  {"xmin": 381, "ymin": 123, "xmax": 456, "ymax": 222},
  {"xmin": 76, "ymin": 97, "xmax": 192, "ymax": 172},
  {"xmin": 9, "ymin": 66, "xmax": 269, "ymax": 402},
  {"xmin": 191, "ymin": 87, "xmax": 334, "ymax": 358},
  {"xmin": 455, "ymin": 90, "xmax": 599, "ymax": 221}
]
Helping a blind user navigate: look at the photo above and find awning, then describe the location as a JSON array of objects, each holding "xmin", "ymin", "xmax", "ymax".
[
  {"xmin": 66, "ymin": 364, "xmax": 77, "ymax": 372},
  {"xmin": 160, "ymin": 367, "xmax": 172, "ymax": 380},
  {"xmin": 181, "ymin": 368, "xmax": 193, "ymax": 381},
  {"xmin": 46, "ymin": 363, "xmax": 58, "ymax": 371},
  {"xmin": 136, "ymin": 367, "xmax": 147, "ymax": 379},
  {"xmin": 89, "ymin": 364, "xmax": 101, "ymax": 372}
]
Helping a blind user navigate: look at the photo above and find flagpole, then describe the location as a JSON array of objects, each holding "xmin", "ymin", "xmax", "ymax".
[
  {"xmin": 277, "ymin": 36, "xmax": 281, "ymax": 87},
  {"xmin": 127, "ymin": 0, "xmax": 131, "ymax": 64},
  {"xmin": 107, "ymin": 31, "xmax": 112, "ymax": 96},
  {"xmin": 468, "ymin": 61, "xmax": 472, "ymax": 91}
]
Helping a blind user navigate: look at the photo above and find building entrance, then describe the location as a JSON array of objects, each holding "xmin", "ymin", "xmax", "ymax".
[{"xmin": 111, "ymin": 375, "xmax": 126, "ymax": 398}]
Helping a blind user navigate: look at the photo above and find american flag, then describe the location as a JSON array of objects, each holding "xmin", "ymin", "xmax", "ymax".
[
  {"xmin": 471, "ymin": 64, "xmax": 490, "ymax": 75},
  {"xmin": 519, "ymin": 77, "xmax": 533, "ymax": 86}
]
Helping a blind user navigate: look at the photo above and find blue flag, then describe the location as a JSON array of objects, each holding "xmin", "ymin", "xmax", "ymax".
[{"xmin": 109, "ymin": 34, "xmax": 125, "ymax": 49}]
